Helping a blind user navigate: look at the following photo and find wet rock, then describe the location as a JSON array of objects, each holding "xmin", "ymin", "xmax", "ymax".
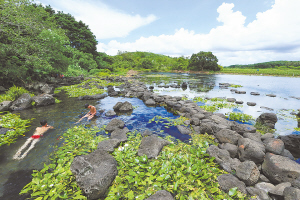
[
  {"xmin": 236, "ymin": 100, "xmax": 244, "ymax": 104},
  {"xmin": 214, "ymin": 129, "xmax": 242, "ymax": 145},
  {"xmin": 206, "ymin": 145, "xmax": 233, "ymax": 172},
  {"xmin": 247, "ymin": 102, "xmax": 256, "ymax": 106},
  {"xmin": 70, "ymin": 149, "xmax": 118, "ymax": 200},
  {"xmin": 250, "ymin": 92, "xmax": 260, "ymax": 96},
  {"xmin": 105, "ymin": 119, "xmax": 125, "ymax": 133},
  {"xmin": 235, "ymin": 90, "xmax": 246, "ymax": 94},
  {"xmin": 278, "ymin": 134, "xmax": 300, "ymax": 158},
  {"xmin": 0, "ymin": 128, "xmax": 13, "ymax": 135},
  {"xmin": 260, "ymin": 106, "xmax": 274, "ymax": 111},
  {"xmin": 190, "ymin": 118, "xmax": 200, "ymax": 126},
  {"xmin": 238, "ymin": 138, "xmax": 266, "ymax": 164},
  {"xmin": 259, "ymin": 174, "xmax": 270, "ymax": 183},
  {"xmin": 97, "ymin": 139, "xmax": 120, "ymax": 153},
  {"xmin": 266, "ymin": 94, "xmax": 276, "ymax": 97},
  {"xmin": 32, "ymin": 94, "xmax": 55, "ymax": 107},
  {"xmin": 262, "ymin": 153, "xmax": 300, "ymax": 184},
  {"xmin": 263, "ymin": 138, "xmax": 285, "ymax": 155},
  {"xmin": 191, "ymin": 113, "xmax": 206, "ymax": 120},
  {"xmin": 10, "ymin": 93, "xmax": 32, "ymax": 111},
  {"xmin": 243, "ymin": 132, "xmax": 262, "ymax": 143},
  {"xmin": 145, "ymin": 190, "xmax": 174, "ymax": 200},
  {"xmin": 256, "ymin": 113, "xmax": 278, "ymax": 129},
  {"xmin": 110, "ymin": 127, "xmax": 129, "ymax": 143},
  {"xmin": 217, "ymin": 174, "xmax": 247, "ymax": 194},
  {"xmin": 236, "ymin": 160, "xmax": 260, "ymax": 186},
  {"xmin": 0, "ymin": 101, "xmax": 12, "ymax": 111},
  {"xmin": 142, "ymin": 129, "xmax": 153, "ymax": 137},
  {"xmin": 198, "ymin": 122, "xmax": 215, "ymax": 134},
  {"xmin": 145, "ymin": 98, "xmax": 156, "ymax": 106},
  {"xmin": 255, "ymin": 182, "xmax": 275, "ymax": 194},
  {"xmin": 231, "ymin": 122, "xmax": 256, "ymax": 135},
  {"xmin": 227, "ymin": 98, "xmax": 236, "ymax": 102},
  {"xmin": 176, "ymin": 125, "xmax": 192, "ymax": 135},
  {"xmin": 138, "ymin": 135, "xmax": 170, "ymax": 158},
  {"xmin": 219, "ymin": 143, "xmax": 238, "ymax": 158},
  {"xmin": 283, "ymin": 187, "xmax": 300, "ymax": 200},
  {"xmin": 113, "ymin": 101, "xmax": 133, "ymax": 112},
  {"xmin": 281, "ymin": 149, "xmax": 294, "ymax": 160},
  {"xmin": 269, "ymin": 182, "xmax": 291, "ymax": 197},
  {"xmin": 40, "ymin": 84, "xmax": 54, "ymax": 94},
  {"xmin": 261, "ymin": 133, "xmax": 274, "ymax": 140},
  {"xmin": 105, "ymin": 110, "xmax": 116, "ymax": 117},
  {"xmin": 246, "ymin": 187, "xmax": 271, "ymax": 200},
  {"xmin": 78, "ymin": 94, "xmax": 107, "ymax": 100}
]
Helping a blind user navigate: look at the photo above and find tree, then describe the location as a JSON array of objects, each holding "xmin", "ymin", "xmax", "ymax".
[
  {"xmin": 188, "ymin": 51, "xmax": 219, "ymax": 71},
  {"xmin": 0, "ymin": 0, "xmax": 70, "ymax": 86}
]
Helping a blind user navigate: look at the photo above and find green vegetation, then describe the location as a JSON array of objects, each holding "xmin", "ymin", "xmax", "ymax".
[
  {"xmin": 227, "ymin": 61, "xmax": 300, "ymax": 69},
  {"xmin": 229, "ymin": 84, "xmax": 243, "ymax": 88},
  {"xmin": 20, "ymin": 125, "xmax": 107, "ymax": 199},
  {"xmin": 220, "ymin": 67, "xmax": 300, "ymax": 77},
  {"xmin": 0, "ymin": 112, "xmax": 32, "ymax": 147},
  {"xmin": 190, "ymin": 97, "xmax": 240, "ymax": 113},
  {"xmin": 189, "ymin": 51, "xmax": 220, "ymax": 71},
  {"xmin": 254, "ymin": 122, "xmax": 275, "ymax": 135},
  {"xmin": 225, "ymin": 112, "xmax": 254, "ymax": 123},
  {"xmin": 54, "ymin": 78, "xmax": 123, "ymax": 97},
  {"xmin": 0, "ymin": 86, "xmax": 34, "ymax": 102},
  {"xmin": 20, "ymin": 124, "xmax": 248, "ymax": 200}
]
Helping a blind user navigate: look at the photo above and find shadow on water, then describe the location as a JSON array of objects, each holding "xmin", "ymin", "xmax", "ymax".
[{"xmin": 1, "ymin": 170, "xmax": 32, "ymax": 200}]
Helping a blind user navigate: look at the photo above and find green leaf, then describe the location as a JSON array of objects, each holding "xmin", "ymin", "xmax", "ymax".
[{"xmin": 229, "ymin": 187, "xmax": 238, "ymax": 196}]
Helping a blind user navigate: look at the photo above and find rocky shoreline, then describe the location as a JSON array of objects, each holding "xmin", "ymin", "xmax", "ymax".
[{"xmin": 1, "ymin": 74, "xmax": 300, "ymax": 199}]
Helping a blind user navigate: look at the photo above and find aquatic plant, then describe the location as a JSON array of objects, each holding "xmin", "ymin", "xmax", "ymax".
[
  {"xmin": 20, "ymin": 125, "xmax": 107, "ymax": 199},
  {"xmin": 0, "ymin": 112, "xmax": 32, "ymax": 147},
  {"xmin": 0, "ymin": 86, "xmax": 34, "ymax": 103},
  {"xmin": 148, "ymin": 116, "xmax": 189, "ymax": 128},
  {"xmin": 229, "ymin": 84, "xmax": 243, "ymax": 88},
  {"xmin": 254, "ymin": 122, "xmax": 275, "ymax": 135},
  {"xmin": 226, "ymin": 112, "xmax": 254, "ymax": 123},
  {"xmin": 54, "ymin": 78, "xmax": 123, "ymax": 97}
]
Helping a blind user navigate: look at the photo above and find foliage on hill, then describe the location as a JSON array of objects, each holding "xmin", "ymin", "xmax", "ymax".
[{"xmin": 227, "ymin": 61, "xmax": 300, "ymax": 69}]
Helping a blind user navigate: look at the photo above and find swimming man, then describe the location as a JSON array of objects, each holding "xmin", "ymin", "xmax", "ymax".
[{"xmin": 13, "ymin": 120, "xmax": 53, "ymax": 160}]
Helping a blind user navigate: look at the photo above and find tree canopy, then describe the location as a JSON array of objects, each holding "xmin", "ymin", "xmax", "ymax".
[{"xmin": 188, "ymin": 51, "xmax": 219, "ymax": 71}]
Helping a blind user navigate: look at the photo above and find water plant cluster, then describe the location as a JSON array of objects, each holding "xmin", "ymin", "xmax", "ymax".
[
  {"xmin": 54, "ymin": 78, "xmax": 123, "ymax": 97},
  {"xmin": 0, "ymin": 86, "xmax": 34, "ymax": 103},
  {"xmin": 225, "ymin": 112, "xmax": 254, "ymax": 123},
  {"xmin": 191, "ymin": 97, "xmax": 241, "ymax": 113},
  {"xmin": 20, "ymin": 126, "xmax": 107, "ymax": 199},
  {"xmin": 0, "ymin": 112, "xmax": 32, "ymax": 147},
  {"xmin": 20, "ymin": 124, "xmax": 249, "ymax": 199}
]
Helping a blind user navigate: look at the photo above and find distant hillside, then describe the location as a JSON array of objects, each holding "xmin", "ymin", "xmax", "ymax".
[{"xmin": 227, "ymin": 61, "xmax": 300, "ymax": 69}]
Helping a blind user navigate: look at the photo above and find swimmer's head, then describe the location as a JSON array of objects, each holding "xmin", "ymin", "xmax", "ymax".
[
  {"xmin": 84, "ymin": 104, "xmax": 89, "ymax": 108},
  {"xmin": 40, "ymin": 120, "xmax": 47, "ymax": 126}
]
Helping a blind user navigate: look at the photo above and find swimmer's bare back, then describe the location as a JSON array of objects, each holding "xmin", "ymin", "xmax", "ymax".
[{"xmin": 32, "ymin": 125, "xmax": 54, "ymax": 137}]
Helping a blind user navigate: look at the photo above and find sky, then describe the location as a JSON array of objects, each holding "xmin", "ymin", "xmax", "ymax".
[{"xmin": 36, "ymin": 0, "xmax": 300, "ymax": 66}]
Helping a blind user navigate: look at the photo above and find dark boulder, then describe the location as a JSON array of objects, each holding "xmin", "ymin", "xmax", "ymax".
[
  {"xmin": 110, "ymin": 127, "xmax": 129, "ymax": 143},
  {"xmin": 283, "ymin": 187, "xmax": 300, "ymax": 200},
  {"xmin": 238, "ymin": 138, "xmax": 266, "ymax": 164},
  {"xmin": 256, "ymin": 113, "xmax": 278, "ymax": 129},
  {"xmin": 219, "ymin": 143, "xmax": 238, "ymax": 158},
  {"xmin": 70, "ymin": 149, "xmax": 118, "ymax": 199},
  {"xmin": 105, "ymin": 119, "xmax": 125, "ymax": 133},
  {"xmin": 138, "ymin": 135, "xmax": 170, "ymax": 158},
  {"xmin": 217, "ymin": 174, "xmax": 247, "ymax": 194},
  {"xmin": 105, "ymin": 110, "xmax": 116, "ymax": 117},
  {"xmin": 214, "ymin": 129, "xmax": 242, "ymax": 145},
  {"xmin": 236, "ymin": 160, "xmax": 260, "ymax": 186},
  {"xmin": 262, "ymin": 153, "xmax": 300, "ymax": 184},
  {"xmin": 97, "ymin": 139, "xmax": 120, "ymax": 153},
  {"xmin": 263, "ymin": 138, "xmax": 285, "ymax": 155},
  {"xmin": 10, "ymin": 93, "xmax": 32, "ymax": 111},
  {"xmin": 145, "ymin": 190, "xmax": 174, "ymax": 200},
  {"xmin": 32, "ymin": 94, "xmax": 55, "ymax": 107},
  {"xmin": 278, "ymin": 134, "xmax": 300, "ymax": 158},
  {"xmin": 78, "ymin": 94, "xmax": 107, "ymax": 100},
  {"xmin": 0, "ymin": 101, "xmax": 12, "ymax": 111},
  {"xmin": 176, "ymin": 125, "xmax": 192, "ymax": 135},
  {"xmin": 113, "ymin": 101, "xmax": 133, "ymax": 112}
]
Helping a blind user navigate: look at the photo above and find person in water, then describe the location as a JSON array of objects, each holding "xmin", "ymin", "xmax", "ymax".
[
  {"xmin": 13, "ymin": 120, "xmax": 54, "ymax": 160},
  {"xmin": 75, "ymin": 104, "xmax": 97, "ymax": 124}
]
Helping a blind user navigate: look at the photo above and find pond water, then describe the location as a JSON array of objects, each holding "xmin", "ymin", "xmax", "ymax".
[{"xmin": 0, "ymin": 73, "xmax": 299, "ymax": 199}]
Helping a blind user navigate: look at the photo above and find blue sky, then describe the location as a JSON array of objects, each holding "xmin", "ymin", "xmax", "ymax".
[{"xmin": 36, "ymin": 0, "xmax": 300, "ymax": 66}]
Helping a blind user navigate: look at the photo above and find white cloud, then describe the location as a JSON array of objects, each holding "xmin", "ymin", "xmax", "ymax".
[
  {"xmin": 36, "ymin": 0, "xmax": 157, "ymax": 39},
  {"xmin": 98, "ymin": 0, "xmax": 300, "ymax": 66}
]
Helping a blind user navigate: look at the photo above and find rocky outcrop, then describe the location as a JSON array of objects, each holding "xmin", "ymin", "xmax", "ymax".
[
  {"xmin": 113, "ymin": 101, "xmax": 133, "ymax": 112},
  {"xmin": 278, "ymin": 134, "xmax": 300, "ymax": 158},
  {"xmin": 0, "ymin": 101, "xmax": 12, "ymax": 111},
  {"xmin": 32, "ymin": 94, "xmax": 55, "ymax": 107},
  {"xmin": 145, "ymin": 190, "xmax": 174, "ymax": 200},
  {"xmin": 70, "ymin": 149, "xmax": 118, "ymax": 200},
  {"xmin": 105, "ymin": 119, "xmax": 125, "ymax": 133},
  {"xmin": 256, "ymin": 113, "xmax": 278, "ymax": 129},
  {"xmin": 78, "ymin": 94, "xmax": 107, "ymax": 100},
  {"xmin": 10, "ymin": 93, "xmax": 32, "ymax": 111},
  {"xmin": 262, "ymin": 153, "xmax": 300, "ymax": 184},
  {"xmin": 138, "ymin": 135, "xmax": 170, "ymax": 158},
  {"xmin": 217, "ymin": 174, "xmax": 247, "ymax": 194}
]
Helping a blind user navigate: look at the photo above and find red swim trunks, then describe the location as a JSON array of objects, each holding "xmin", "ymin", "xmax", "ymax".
[{"xmin": 31, "ymin": 135, "xmax": 41, "ymax": 139}]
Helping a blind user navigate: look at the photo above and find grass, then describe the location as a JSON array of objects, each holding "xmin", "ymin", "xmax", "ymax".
[
  {"xmin": 0, "ymin": 86, "xmax": 34, "ymax": 103},
  {"xmin": 219, "ymin": 68, "xmax": 300, "ymax": 77}
]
